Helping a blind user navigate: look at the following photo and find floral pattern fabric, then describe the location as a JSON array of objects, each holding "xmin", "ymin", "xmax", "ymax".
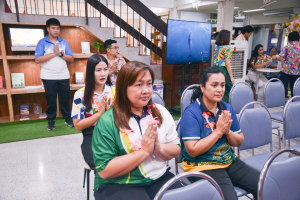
[
  {"xmin": 104, "ymin": 55, "xmax": 126, "ymax": 85},
  {"xmin": 250, "ymin": 54, "xmax": 271, "ymax": 72},
  {"xmin": 214, "ymin": 45, "xmax": 233, "ymax": 67},
  {"xmin": 264, "ymin": 60, "xmax": 280, "ymax": 78},
  {"xmin": 279, "ymin": 41, "xmax": 300, "ymax": 75},
  {"xmin": 71, "ymin": 85, "xmax": 116, "ymax": 126}
]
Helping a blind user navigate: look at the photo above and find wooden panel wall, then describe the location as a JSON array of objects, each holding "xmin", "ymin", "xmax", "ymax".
[
  {"xmin": 0, "ymin": 95, "xmax": 9, "ymax": 116},
  {"xmin": 60, "ymin": 26, "xmax": 106, "ymax": 54},
  {"xmin": 0, "ymin": 61, "xmax": 5, "ymax": 88},
  {"xmin": 9, "ymin": 60, "xmax": 42, "ymax": 86}
]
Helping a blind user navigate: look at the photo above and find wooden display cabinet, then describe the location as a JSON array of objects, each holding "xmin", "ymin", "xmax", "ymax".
[{"xmin": 0, "ymin": 22, "xmax": 123, "ymax": 123}]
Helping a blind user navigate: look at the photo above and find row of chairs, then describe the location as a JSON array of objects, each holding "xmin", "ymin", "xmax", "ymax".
[
  {"xmin": 155, "ymin": 148, "xmax": 300, "ymax": 200},
  {"xmin": 171, "ymin": 82, "xmax": 300, "ymax": 199}
]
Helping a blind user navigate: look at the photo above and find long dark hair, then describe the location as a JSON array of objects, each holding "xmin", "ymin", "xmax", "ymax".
[
  {"xmin": 191, "ymin": 67, "xmax": 225, "ymax": 103},
  {"xmin": 250, "ymin": 44, "xmax": 263, "ymax": 66},
  {"xmin": 84, "ymin": 54, "xmax": 112, "ymax": 112},
  {"xmin": 113, "ymin": 61, "xmax": 163, "ymax": 131}
]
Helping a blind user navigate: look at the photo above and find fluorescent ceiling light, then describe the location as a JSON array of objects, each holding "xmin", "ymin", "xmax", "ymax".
[
  {"xmin": 216, "ymin": 7, "xmax": 239, "ymax": 10},
  {"xmin": 243, "ymin": 9, "xmax": 266, "ymax": 12}
]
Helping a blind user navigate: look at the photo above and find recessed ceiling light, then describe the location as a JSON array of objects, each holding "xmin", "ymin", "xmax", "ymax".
[{"xmin": 243, "ymin": 9, "xmax": 266, "ymax": 12}]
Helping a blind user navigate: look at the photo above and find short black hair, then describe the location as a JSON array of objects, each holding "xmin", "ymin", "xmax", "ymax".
[
  {"xmin": 269, "ymin": 46, "xmax": 277, "ymax": 53},
  {"xmin": 241, "ymin": 25, "xmax": 254, "ymax": 34},
  {"xmin": 46, "ymin": 18, "xmax": 60, "ymax": 27},
  {"xmin": 213, "ymin": 32, "xmax": 219, "ymax": 37},
  {"xmin": 104, "ymin": 39, "xmax": 117, "ymax": 50},
  {"xmin": 215, "ymin": 30, "xmax": 230, "ymax": 46},
  {"xmin": 288, "ymin": 31, "xmax": 300, "ymax": 42}
]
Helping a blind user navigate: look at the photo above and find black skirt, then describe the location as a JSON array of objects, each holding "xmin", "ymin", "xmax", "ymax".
[{"xmin": 81, "ymin": 126, "xmax": 95, "ymax": 171}]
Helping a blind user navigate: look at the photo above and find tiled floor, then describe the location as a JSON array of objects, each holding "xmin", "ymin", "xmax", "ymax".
[{"xmin": 1, "ymin": 107, "xmax": 299, "ymax": 200}]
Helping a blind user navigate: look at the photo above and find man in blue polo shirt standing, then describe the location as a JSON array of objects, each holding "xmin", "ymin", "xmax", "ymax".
[{"xmin": 35, "ymin": 18, "xmax": 74, "ymax": 130}]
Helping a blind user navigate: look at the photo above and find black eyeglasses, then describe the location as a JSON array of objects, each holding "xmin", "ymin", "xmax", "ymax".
[{"xmin": 109, "ymin": 47, "xmax": 119, "ymax": 50}]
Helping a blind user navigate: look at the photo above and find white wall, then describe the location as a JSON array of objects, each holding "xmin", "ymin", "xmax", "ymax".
[
  {"xmin": 249, "ymin": 14, "xmax": 290, "ymax": 25},
  {"xmin": 251, "ymin": 27, "xmax": 269, "ymax": 51},
  {"xmin": 180, "ymin": 11, "xmax": 210, "ymax": 22},
  {"xmin": 140, "ymin": 0, "xmax": 174, "ymax": 8}
]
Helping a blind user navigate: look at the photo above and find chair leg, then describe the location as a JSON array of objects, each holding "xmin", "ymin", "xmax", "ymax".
[
  {"xmin": 87, "ymin": 169, "xmax": 90, "ymax": 200},
  {"xmin": 83, "ymin": 169, "xmax": 86, "ymax": 188}
]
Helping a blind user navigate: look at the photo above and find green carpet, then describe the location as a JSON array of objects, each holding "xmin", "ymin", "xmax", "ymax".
[
  {"xmin": 0, "ymin": 118, "xmax": 79, "ymax": 144},
  {"xmin": 0, "ymin": 108, "xmax": 181, "ymax": 144}
]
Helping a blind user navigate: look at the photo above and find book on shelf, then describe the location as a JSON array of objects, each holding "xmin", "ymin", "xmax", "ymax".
[
  {"xmin": 81, "ymin": 42, "xmax": 91, "ymax": 54},
  {"xmin": 0, "ymin": 76, "xmax": 3, "ymax": 88},
  {"xmin": 11, "ymin": 73, "xmax": 25, "ymax": 88},
  {"xmin": 75, "ymin": 72, "xmax": 84, "ymax": 84},
  {"xmin": 33, "ymin": 103, "xmax": 42, "ymax": 115},
  {"xmin": 20, "ymin": 104, "xmax": 29, "ymax": 120},
  {"xmin": 39, "ymin": 114, "xmax": 47, "ymax": 119}
]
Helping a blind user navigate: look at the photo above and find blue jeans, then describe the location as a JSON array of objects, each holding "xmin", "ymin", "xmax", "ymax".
[{"xmin": 280, "ymin": 72, "xmax": 300, "ymax": 97}]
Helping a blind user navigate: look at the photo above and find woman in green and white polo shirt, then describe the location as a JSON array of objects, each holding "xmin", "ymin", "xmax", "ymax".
[{"xmin": 92, "ymin": 61, "xmax": 182, "ymax": 200}]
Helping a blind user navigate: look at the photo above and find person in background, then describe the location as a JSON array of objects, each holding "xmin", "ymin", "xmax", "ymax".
[
  {"xmin": 272, "ymin": 31, "xmax": 300, "ymax": 97},
  {"xmin": 102, "ymin": 39, "xmax": 126, "ymax": 85},
  {"xmin": 92, "ymin": 61, "xmax": 181, "ymax": 200},
  {"xmin": 35, "ymin": 18, "xmax": 74, "ymax": 131},
  {"xmin": 214, "ymin": 29, "xmax": 234, "ymax": 103},
  {"xmin": 264, "ymin": 46, "xmax": 280, "ymax": 79},
  {"xmin": 212, "ymin": 32, "xmax": 219, "ymax": 40},
  {"xmin": 71, "ymin": 54, "xmax": 115, "ymax": 171},
  {"xmin": 180, "ymin": 67, "xmax": 259, "ymax": 200},
  {"xmin": 247, "ymin": 44, "xmax": 271, "ymax": 98},
  {"xmin": 235, "ymin": 25, "xmax": 254, "ymax": 41}
]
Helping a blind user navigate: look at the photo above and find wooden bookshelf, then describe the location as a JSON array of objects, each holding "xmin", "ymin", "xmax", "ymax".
[
  {"xmin": 0, "ymin": 89, "xmax": 7, "ymax": 95},
  {"xmin": 0, "ymin": 22, "xmax": 120, "ymax": 123}
]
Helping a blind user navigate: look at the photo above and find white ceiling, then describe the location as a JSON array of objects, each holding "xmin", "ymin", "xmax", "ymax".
[{"xmin": 179, "ymin": 0, "xmax": 300, "ymax": 14}]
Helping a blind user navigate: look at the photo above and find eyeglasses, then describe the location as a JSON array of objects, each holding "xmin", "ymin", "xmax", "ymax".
[{"xmin": 109, "ymin": 47, "xmax": 119, "ymax": 50}]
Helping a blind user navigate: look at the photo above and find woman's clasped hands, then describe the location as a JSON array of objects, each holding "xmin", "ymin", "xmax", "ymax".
[
  {"xmin": 215, "ymin": 110, "xmax": 233, "ymax": 137},
  {"xmin": 140, "ymin": 123, "xmax": 160, "ymax": 156}
]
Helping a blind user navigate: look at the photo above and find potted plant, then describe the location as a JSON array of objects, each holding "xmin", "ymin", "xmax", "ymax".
[{"xmin": 92, "ymin": 41, "xmax": 104, "ymax": 53}]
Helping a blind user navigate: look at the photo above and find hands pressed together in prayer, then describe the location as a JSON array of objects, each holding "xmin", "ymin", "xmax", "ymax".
[
  {"xmin": 215, "ymin": 110, "xmax": 233, "ymax": 137},
  {"xmin": 97, "ymin": 96, "xmax": 110, "ymax": 116},
  {"xmin": 140, "ymin": 123, "xmax": 161, "ymax": 156}
]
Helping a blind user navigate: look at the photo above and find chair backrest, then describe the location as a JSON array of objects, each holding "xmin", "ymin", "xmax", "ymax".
[
  {"xmin": 181, "ymin": 84, "xmax": 199, "ymax": 115},
  {"xmin": 264, "ymin": 78, "xmax": 285, "ymax": 108},
  {"xmin": 152, "ymin": 92, "xmax": 165, "ymax": 107},
  {"xmin": 175, "ymin": 122, "xmax": 183, "ymax": 175},
  {"xmin": 258, "ymin": 148, "xmax": 300, "ymax": 200},
  {"xmin": 283, "ymin": 96, "xmax": 300, "ymax": 146},
  {"xmin": 238, "ymin": 102, "xmax": 272, "ymax": 152},
  {"xmin": 154, "ymin": 172, "xmax": 224, "ymax": 200},
  {"xmin": 293, "ymin": 77, "xmax": 300, "ymax": 97},
  {"xmin": 229, "ymin": 82, "xmax": 254, "ymax": 114}
]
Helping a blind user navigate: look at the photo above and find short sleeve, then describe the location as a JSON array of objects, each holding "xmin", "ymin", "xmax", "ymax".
[
  {"xmin": 71, "ymin": 90, "xmax": 85, "ymax": 119},
  {"xmin": 180, "ymin": 109, "xmax": 201, "ymax": 141},
  {"xmin": 159, "ymin": 105, "xmax": 180, "ymax": 145},
  {"xmin": 34, "ymin": 40, "xmax": 44, "ymax": 59},
  {"xmin": 228, "ymin": 105, "xmax": 241, "ymax": 134},
  {"xmin": 64, "ymin": 41, "xmax": 73, "ymax": 56},
  {"xmin": 279, "ymin": 45, "xmax": 287, "ymax": 58},
  {"xmin": 225, "ymin": 47, "xmax": 233, "ymax": 59},
  {"xmin": 92, "ymin": 117, "xmax": 118, "ymax": 173}
]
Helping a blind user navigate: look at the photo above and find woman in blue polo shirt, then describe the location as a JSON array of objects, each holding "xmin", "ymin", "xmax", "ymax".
[{"xmin": 180, "ymin": 67, "xmax": 259, "ymax": 200}]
